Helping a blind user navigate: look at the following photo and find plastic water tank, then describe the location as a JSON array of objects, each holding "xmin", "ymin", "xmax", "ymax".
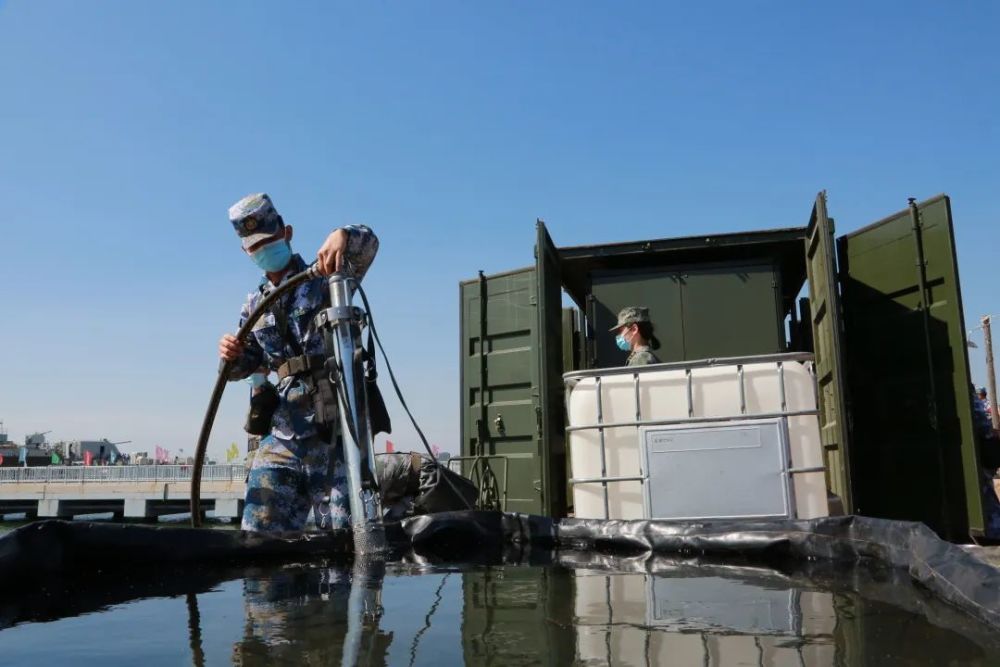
[{"xmin": 565, "ymin": 357, "xmax": 828, "ymax": 521}]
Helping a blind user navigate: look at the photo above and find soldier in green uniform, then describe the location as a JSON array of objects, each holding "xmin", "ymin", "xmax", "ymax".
[{"xmin": 610, "ymin": 306, "xmax": 661, "ymax": 366}]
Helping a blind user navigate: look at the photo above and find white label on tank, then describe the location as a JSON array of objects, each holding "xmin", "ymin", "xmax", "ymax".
[{"xmin": 648, "ymin": 426, "xmax": 762, "ymax": 454}]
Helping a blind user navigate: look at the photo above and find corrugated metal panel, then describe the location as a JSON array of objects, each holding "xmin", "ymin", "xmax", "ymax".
[
  {"xmin": 459, "ymin": 268, "xmax": 543, "ymax": 514},
  {"xmin": 805, "ymin": 192, "xmax": 853, "ymax": 512},
  {"xmin": 457, "ymin": 222, "xmax": 567, "ymax": 517},
  {"xmin": 838, "ymin": 195, "xmax": 980, "ymax": 540}
]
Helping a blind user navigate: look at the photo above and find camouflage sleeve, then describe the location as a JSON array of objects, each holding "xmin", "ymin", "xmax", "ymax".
[
  {"xmin": 343, "ymin": 224, "xmax": 379, "ymax": 281},
  {"xmin": 226, "ymin": 294, "xmax": 265, "ymax": 381}
]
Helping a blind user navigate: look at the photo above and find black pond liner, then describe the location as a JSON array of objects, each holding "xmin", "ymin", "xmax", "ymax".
[{"xmin": 1, "ymin": 513, "xmax": 998, "ymax": 632}]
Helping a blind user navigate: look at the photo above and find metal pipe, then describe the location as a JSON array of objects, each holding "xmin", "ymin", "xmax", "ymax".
[
  {"xmin": 633, "ymin": 372, "xmax": 645, "ymax": 488},
  {"xmin": 595, "ymin": 376, "xmax": 610, "ymax": 519},
  {"xmin": 566, "ymin": 409, "xmax": 818, "ymax": 432},
  {"xmin": 569, "ymin": 475, "xmax": 646, "ymax": 485},
  {"xmin": 325, "ymin": 273, "xmax": 384, "ymax": 552},
  {"xmin": 785, "ymin": 466, "xmax": 827, "ymax": 475},
  {"xmin": 563, "ymin": 352, "xmax": 816, "ymax": 382},
  {"xmin": 778, "ymin": 362, "xmax": 787, "ymax": 412},
  {"xmin": 983, "ymin": 316, "xmax": 1000, "ymax": 430},
  {"xmin": 685, "ymin": 369, "xmax": 694, "ymax": 418},
  {"xmin": 737, "ymin": 364, "xmax": 746, "ymax": 415}
]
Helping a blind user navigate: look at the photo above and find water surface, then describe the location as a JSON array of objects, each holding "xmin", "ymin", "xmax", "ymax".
[{"xmin": 2, "ymin": 555, "xmax": 998, "ymax": 666}]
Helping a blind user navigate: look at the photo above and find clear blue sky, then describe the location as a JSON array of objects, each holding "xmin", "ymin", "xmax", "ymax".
[{"xmin": 1, "ymin": 2, "xmax": 997, "ymax": 460}]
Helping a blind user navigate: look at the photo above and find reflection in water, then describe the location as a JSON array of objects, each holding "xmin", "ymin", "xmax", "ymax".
[
  {"xmin": 458, "ymin": 555, "xmax": 1000, "ymax": 666},
  {"xmin": 186, "ymin": 592, "xmax": 206, "ymax": 667},
  {"xmin": 233, "ymin": 559, "xmax": 391, "ymax": 666},
  {"xmin": 3, "ymin": 553, "xmax": 1000, "ymax": 666}
]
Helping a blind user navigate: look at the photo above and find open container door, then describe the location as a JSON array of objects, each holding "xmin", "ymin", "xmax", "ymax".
[
  {"xmin": 805, "ymin": 192, "xmax": 853, "ymax": 513},
  {"xmin": 535, "ymin": 220, "xmax": 567, "ymax": 517},
  {"xmin": 837, "ymin": 195, "xmax": 981, "ymax": 541}
]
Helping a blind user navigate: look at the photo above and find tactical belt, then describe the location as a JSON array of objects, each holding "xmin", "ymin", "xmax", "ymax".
[{"xmin": 276, "ymin": 354, "xmax": 327, "ymax": 381}]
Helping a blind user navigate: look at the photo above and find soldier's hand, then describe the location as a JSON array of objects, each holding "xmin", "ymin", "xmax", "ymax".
[
  {"xmin": 219, "ymin": 334, "xmax": 244, "ymax": 361},
  {"xmin": 317, "ymin": 228, "xmax": 348, "ymax": 276}
]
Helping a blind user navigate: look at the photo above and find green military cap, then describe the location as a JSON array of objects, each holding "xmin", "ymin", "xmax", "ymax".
[{"xmin": 609, "ymin": 306, "xmax": 651, "ymax": 331}]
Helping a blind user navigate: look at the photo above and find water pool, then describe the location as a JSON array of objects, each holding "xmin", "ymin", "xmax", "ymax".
[{"xmin": 2, "ymin": 553, "xmax": 999, "ymax": 666}]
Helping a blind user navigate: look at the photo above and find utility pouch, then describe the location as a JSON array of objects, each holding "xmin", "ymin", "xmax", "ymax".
[
  {"xmin": 244, "ymin": 382, "xmax": 280, "ymax": 436},
  {"xmin": 310, "ymin": 367, "xmax": 339, "ymax": 427}
]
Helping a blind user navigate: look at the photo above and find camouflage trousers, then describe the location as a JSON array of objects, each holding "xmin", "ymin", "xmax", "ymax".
[{"xmin": 241, "ymin": 432, "xmax": 350, "ymax": 532}]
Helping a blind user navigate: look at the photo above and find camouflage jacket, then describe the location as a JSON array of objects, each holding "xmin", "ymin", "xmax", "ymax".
[
  {"xmin": 626, "ymin": 345, "xmax": 660, "ymax": 367},
  {"xmin": 227, "ymin": 225, "xmax": 378, "ymax": 440}
]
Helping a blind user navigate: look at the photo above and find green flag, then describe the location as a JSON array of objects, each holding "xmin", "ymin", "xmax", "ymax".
[{"xmin": 51, "ymin": 452, "xmax": 60, "ymax": 464}]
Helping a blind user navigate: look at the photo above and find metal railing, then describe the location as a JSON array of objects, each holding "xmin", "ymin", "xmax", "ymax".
[
  {"xmin": 448, "ymin": 455, "xmax": 509, "ymax": 512},
  {"xmin": 564, "ymin": 353, "xmax": 822, "ymax": 519},
  {"xmin": 0, "ymin": 464, "xmax": 247, "ymax": 484}
]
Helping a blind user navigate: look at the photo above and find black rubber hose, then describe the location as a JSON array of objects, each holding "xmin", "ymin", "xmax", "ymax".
[
  {"xmin": 353, "ymin": 282, "xmax": 474, "ymax": 510},
  {"xmin": 190, "ymin": 264, "xmax": 320, "ymax": 527}
]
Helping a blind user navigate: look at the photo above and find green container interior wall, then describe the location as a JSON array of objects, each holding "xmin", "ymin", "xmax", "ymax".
[
  {"xmin": 838, "ymin": 195, "xmax": 981, "ymax": 540},
  {"xmin": 589, "ymin": 263, "xmax": 784, "ymax": 367}
]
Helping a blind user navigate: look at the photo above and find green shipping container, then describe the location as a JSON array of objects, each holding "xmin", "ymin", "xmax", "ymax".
[{"xmin": 459, "ymin": 194, "xmax": 983, "ymax": 540}]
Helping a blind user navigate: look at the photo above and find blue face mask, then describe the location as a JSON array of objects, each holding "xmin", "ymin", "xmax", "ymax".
[
  {"xmin": 250, "ymin": 239, "xmax": 292, "ymax": 273},
  {"xmin": 615, "ymin": 333, "xmax": 631, "ymax": 352}
]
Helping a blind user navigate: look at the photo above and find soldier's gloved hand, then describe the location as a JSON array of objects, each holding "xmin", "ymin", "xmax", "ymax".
[
  {"xmin": 317, "ymin": 228, "xmax": 348, "ymax": 276},
  {"xmin": 219, "ymin": 334, "xmax": 244, "ymax": 361}
]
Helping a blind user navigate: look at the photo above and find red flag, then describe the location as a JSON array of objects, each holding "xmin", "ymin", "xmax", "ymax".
[
  {"xmin": 84, "ymin": 450, "xmax": 93, "ymax": 466},
  {"xmin": 0, "ymin": 454, "xmax": 4, "ymax": 466},
  {"xmin": 432, "ymin": 444, "xmax": 441, "ymax": 457},
  {"xmin": 385, "ymin": 441, "xmax": 394, "ymax": 453}
]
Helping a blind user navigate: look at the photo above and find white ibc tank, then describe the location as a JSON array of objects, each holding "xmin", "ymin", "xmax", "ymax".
[{"xmin": 565, "ymin": 356, "xmax": 828, "ymax": 521}]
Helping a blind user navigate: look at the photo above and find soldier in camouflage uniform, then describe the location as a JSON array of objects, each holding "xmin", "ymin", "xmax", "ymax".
[
  {"xmin": 219, "ymin": 193, "xmax": 379, "ymax": 532},
  {"xmin": 610, "ymin": 306, "xmax": 662, "ymax": 366}
]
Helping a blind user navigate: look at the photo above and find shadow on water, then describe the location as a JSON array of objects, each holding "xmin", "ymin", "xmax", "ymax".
[{"xmin": 2, "ymin": 549, "xmax": 1000, "ymax": 666}]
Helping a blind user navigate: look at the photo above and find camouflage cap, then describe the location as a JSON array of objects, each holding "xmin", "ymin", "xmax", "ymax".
[
  {"xmin": 228, "ymin": 193, "xmax": 284, "ymax": 250},
  {"xmin": 609, "ymin": 306, "xmax": 651, "ymax": 331}
]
